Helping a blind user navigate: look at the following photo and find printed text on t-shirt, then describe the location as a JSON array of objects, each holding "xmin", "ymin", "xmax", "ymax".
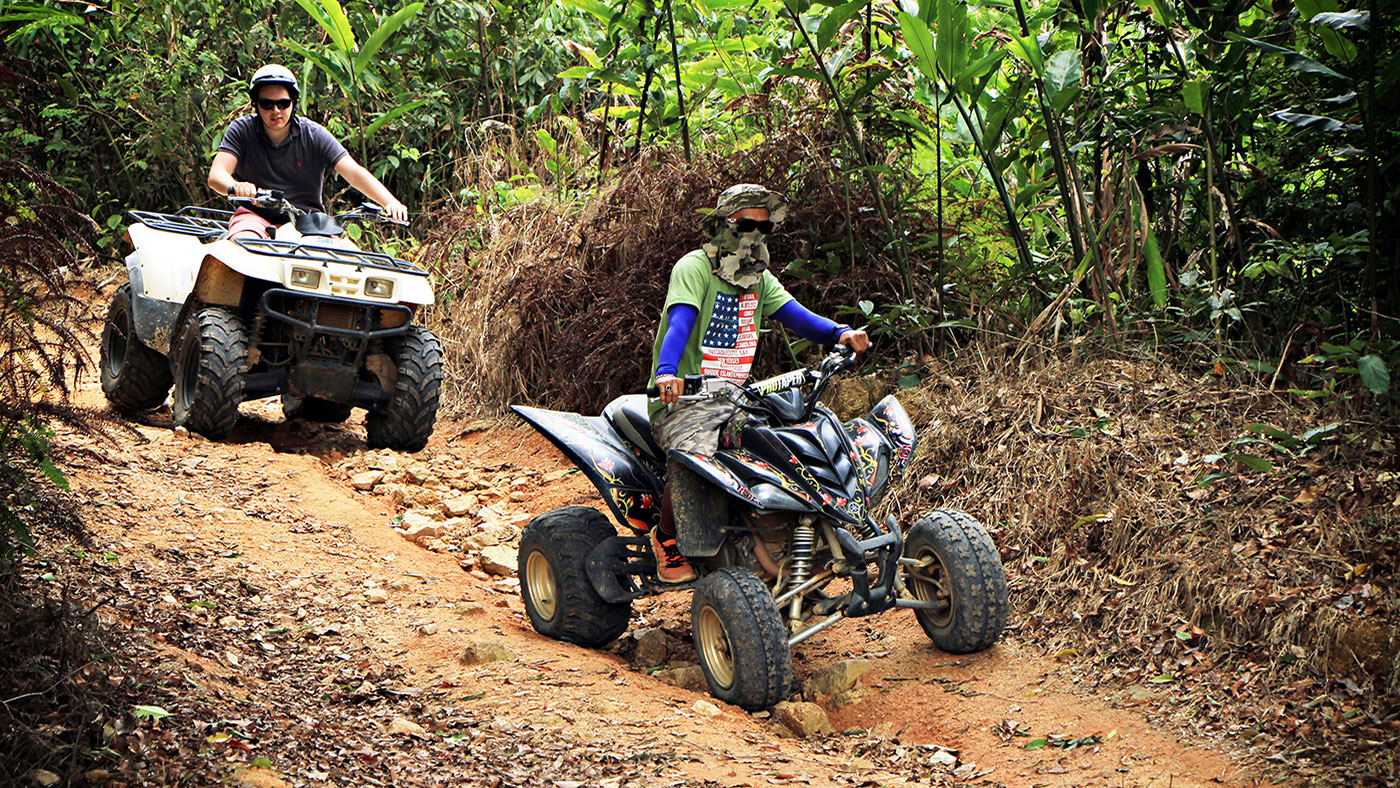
[{"xmin": 701, "ymin": 291, "xmax": 758, "ymax": 381}]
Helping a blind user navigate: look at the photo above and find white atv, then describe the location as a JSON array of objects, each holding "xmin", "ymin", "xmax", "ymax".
[{"xmin": 100, "ymin": 190, "xmax": 443, "ymax": 451}]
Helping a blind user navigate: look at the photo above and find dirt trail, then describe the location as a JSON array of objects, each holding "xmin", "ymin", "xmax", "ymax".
[{"xmin": 56, "ymin": 372, "xmax": 1263, "ymax": 787}]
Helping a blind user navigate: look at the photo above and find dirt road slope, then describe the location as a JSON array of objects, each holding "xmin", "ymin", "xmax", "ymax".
[{"xmin": 44, "ymin": 375, "xmax": 1262, "ymax": 788}]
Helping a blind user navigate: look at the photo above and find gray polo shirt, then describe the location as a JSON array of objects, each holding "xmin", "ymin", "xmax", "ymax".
[{"xmin": 217, "ymin": 114, "xmax": 349, "ymax": 222}]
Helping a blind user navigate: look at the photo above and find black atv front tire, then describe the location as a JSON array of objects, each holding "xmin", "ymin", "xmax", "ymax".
[
  {"xmin": 903, "ymin": 509, "xmax": 1008, "ymax": 653},
  {"xmin": 282, "ymin": 394, "xmax": 353, "ymax": 423},
  {"xmin": 518, "ymin": 506, "xmax": 631, "ymax": 647},
  {"xmin": 691, "ymin": 567, "xmax": 793, "ymax": 710},
  {"xmin": 365, "ymin": 326, "xmax": 442, "ymax": 452},
  {"xmin": 171, "ymin": 306, "xmax": 248, "ymax": 440},
  {"xmin": 100, "ymin": 284, "xmax": 173, "ymax": 411}
]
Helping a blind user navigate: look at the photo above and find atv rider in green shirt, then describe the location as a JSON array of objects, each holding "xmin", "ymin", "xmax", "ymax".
[{"xmin": 648, "ymin": 184, "xmax": 870, "ymax": 582}]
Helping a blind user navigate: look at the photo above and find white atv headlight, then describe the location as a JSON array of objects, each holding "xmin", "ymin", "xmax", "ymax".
[
  {"xmin": 290, "ymin": 267, "xmax": 322, "ymax": 289},
  {"xmin": 364, "ymin": 277, "xmax": 394, "ymax": 298}
]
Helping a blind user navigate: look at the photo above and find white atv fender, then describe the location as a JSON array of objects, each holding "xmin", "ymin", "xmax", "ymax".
[
  {"xmin": 126, "ymin": 222, "xmax": 434, "ymax": 354},
  {"xmin": 124, "ymin": 222, "xmax": 205, "ymax": 353}
]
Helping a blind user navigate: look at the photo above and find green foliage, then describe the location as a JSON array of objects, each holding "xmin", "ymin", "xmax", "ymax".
[
  {"xmin": 283, "ymin": 0, "xmax": 425, "ymax": 149},
  {"xmin": 1298, "ymin": 337, "xmax": 1400, "ymax": 399},
  {"xmin": 0, "ymin": 0, "xmax": 1396, "ymax": 369},
  {"xmin": 1198, "ymin": 419, "xmax": 1344, "ymax": 486}
]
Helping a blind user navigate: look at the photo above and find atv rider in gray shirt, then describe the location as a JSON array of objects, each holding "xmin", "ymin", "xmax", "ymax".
[{"xmin": 206, "ymin": 64, "xmax": 407, "ymax": 239}]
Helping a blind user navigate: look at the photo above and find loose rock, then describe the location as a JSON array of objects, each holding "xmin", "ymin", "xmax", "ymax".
[
  {"xmin": 454, "ymin": 602, "xmax": 486, "ymax": 618},
  {"xmin": 773, "ymin": 701, "xmax": 834, "ymax": 738},
  {"xmin": 830, "ymin": 685, "xmax": 874, "ymax": 707},
  {"xmin": 929, "ymin": 749, "xmax": 958, "ymax": 767},
  {"xmin": 653, "ymin": 665, "xmax": 708, "ymax": 692},
  {"xmin": 692, "ymin": 699, "xmax": 722, "ymax": 716},
  {"xmin": 461, "ymin": 533, "xmax": 499, "ymax": 551},
  {"xmin": 350, "ymin": 470, "xmax": 384, "ymax": 490},
  {"xmin": 401, "ymin": 510, "xmax": 441, "ymax": 529},
  {"xmin": 588, "ymin": 697, "xmax": 625, "ymax": 715},
  {"xmin": 803, "ymin": 659, "xmax": 874, "ymax": 699},
  {"xmin": 366, "ymin": 453, "xmax": 399, "ymax": 471},
  {"xmin": 387, "ymin": 716, "xmax": 428, "ymax": 737},
  {"xmin": 229, "ymin": 767, "xmax": 294, "ymax": 788},
  {"xmin": 459, "ymin": 638, "xmax": 512, "ymax": 665},
  {"xmin": 404, "ymin": 521, "xmax": 442, "ymax": 543},
  {"xmin": 442, "ymin": 495, "xmax": 478, "ymax": 517},
  {"xmin": 631, "ymin": 628, "xmax": 673, "ymax": 669},
  {"xmin": 364, "ymin": 588, "xmax": 388, "ymax": 604},
  {"xmin": 478, "ymin": 545, "xmax": 516, "ymax": 576}
]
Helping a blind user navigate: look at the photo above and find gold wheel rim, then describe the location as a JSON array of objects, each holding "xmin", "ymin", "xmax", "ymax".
[
  {"xmin": 697, "ymin": 605, "xmax": 735, "ymax": 690},
  {"xmin": 908, "ymin": 546, "xmax": 953, "ymax": 628},
  {"xmin": 525, "ymin": 551, "xmax": 557, "ymax": 621}
]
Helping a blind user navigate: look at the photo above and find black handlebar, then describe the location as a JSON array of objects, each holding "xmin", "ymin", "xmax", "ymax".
[
  {"xmin": 647, "ymin": 344, "xmax": 863, "ymax": 420},
  {"xmin": 226, "ymin": 189, "xmax": 407, "ymax": 226}
]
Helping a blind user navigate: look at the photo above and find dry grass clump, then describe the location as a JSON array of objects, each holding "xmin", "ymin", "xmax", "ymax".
[{"xmin": 882, "ymin": 348, "xmax": 1397, "ymax": 780}]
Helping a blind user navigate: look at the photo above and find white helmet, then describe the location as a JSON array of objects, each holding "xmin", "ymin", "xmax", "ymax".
[{"xmin": 248, "ymin": 64, "xmax": 299, "ymax": 101}]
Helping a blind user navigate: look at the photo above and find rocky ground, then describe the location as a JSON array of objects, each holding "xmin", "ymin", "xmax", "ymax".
[{"xmin": 11, "ymin": 375, "xmax": 1272, "ymax": 788}]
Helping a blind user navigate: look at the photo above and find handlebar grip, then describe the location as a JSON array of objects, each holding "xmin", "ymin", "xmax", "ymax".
[{"xmin": 649, "ymin": 375, "xmax": 707, "ymax": 397}]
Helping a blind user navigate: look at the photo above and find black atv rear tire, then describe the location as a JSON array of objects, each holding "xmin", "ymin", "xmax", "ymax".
[
  {"xmin": 282, "ymin": 394, "xmax": 353, "ymax": 423},
  {"xmin": 365, "ymin": 326, "xmax": 442, "ymax": 452},
  {"xmin": 691, "ymin": 566, "xmax": 793, "ymax": 710},
  {"xmin": 904, "ymin": 509, "xmax": 1008, "ymax": 654},
  {"xmin": 171, "ymin": 306, "xmax": 248, "ymax": 440},
  {"xmin": 518, "ymin": 506, "xmax": 631, "ymax": 647},
  {"xmin": 100, "ymin": 284, "xmax": 173, "ymax": 411}
]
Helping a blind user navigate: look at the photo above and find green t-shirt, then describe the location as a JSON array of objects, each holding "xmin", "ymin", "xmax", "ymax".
[{"xmin": 649, "ymin": 249, "xmax": 794, "ymax": 419}]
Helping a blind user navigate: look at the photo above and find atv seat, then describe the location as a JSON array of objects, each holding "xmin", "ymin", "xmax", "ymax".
[{"xmin": 603, "ymin": 394, "xmax": 665, "ymax": 467}]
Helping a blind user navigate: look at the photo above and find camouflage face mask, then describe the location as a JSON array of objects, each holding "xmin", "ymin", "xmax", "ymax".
[
  {"xmin": 704, "ymin": 223, "xmax": 770, "ymax": 289},
  {"xmin": 699, "ymin": 184, "xmax": 789, "ymax": 289}
]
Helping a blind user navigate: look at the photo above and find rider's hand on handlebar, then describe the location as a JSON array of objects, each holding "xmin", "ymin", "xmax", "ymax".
[
  {"xmin": 227, "ymin": 182, "xmax": 258, "ymax": 199},
  {"xmin": 382, "ymin": 199, "xmax": 409, "ymax": 225},
  {"xmin": 837, "ymin": 329, "xmax": 870, "ymax": 354},
  {"xmin": 654, "ymin": 375, "xmax": 683, "ymax": 405}
]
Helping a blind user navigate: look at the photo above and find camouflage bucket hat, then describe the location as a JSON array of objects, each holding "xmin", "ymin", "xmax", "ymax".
[{"xmin": 700, "ymin": 184, "xmax": 790, "ymax": 234}]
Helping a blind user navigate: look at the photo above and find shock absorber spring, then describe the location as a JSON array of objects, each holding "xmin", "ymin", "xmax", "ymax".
[{"xmin": 787, "ymin": 519, "xmax": 818, "ymax": 621}]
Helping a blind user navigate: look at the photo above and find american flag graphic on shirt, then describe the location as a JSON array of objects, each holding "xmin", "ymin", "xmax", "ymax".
[{"xmin": 701, "ymin": 291, "xmax": 759, "ymax": 381}]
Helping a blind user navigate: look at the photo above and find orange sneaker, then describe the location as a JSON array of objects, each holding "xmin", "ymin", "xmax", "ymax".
[{"xmin": 649, "ymin": 529, "xmax": 697, "ymax": 584}]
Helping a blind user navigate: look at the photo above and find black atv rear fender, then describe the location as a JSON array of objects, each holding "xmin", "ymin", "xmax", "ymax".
[{"xmin": 512, "ymin": 405, "xmax": 663, "ymax": 533}]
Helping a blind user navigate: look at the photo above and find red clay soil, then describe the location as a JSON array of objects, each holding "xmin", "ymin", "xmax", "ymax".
[{"xmin": 35, "ymin": 364, "xmax": 1278, "ymax": 788}]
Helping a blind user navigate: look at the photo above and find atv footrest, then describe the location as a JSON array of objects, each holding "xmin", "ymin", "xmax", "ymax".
[{"xmin": 587, "ymin": 535, "xmax": 670, "ymax": 603}]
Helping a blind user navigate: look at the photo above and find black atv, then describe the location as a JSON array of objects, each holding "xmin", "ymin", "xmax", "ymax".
[{"xmin": 513, "ymin": 346, "xmax": 1008, "ymax": 710}]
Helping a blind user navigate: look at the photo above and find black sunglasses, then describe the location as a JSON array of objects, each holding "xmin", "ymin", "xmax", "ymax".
[
  {"xmin": 728, "ymin": 218, "xmax": 774, "ymax": 234},
  {"xmin": 257, "ymin": 98, "xmax": 293, "ymax": 111}
]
